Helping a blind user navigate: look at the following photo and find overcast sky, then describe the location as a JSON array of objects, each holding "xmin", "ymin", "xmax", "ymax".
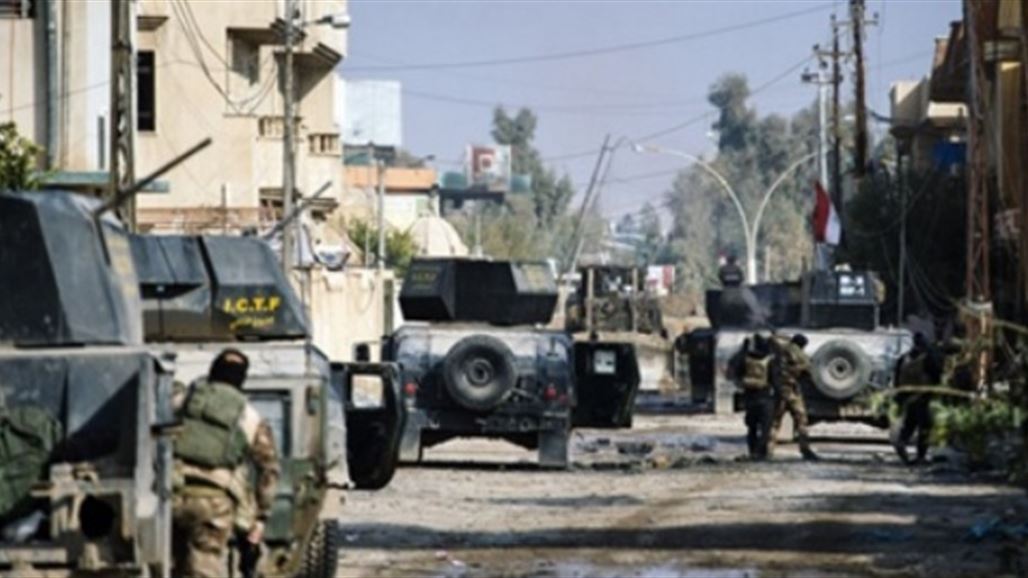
[{"xmin": 342, "ymin": 0, "xmax": 962, "ymax": 220}]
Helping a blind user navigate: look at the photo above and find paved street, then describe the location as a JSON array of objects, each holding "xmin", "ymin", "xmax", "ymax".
[{"xmin": 338, "ymin": 414, "xmax": 1027, "ymax": 578}]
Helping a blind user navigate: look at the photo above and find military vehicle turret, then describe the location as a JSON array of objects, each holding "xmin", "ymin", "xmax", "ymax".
[
  {"xmin": 129, "ymin": 233, "xmax": 405, "ymax": 578},
  {"xmin": 0, "ymin": 191, "xmax": 176, "ymax": 577},
  {"xmin": 391, "ymin": 258, "xmax": 640, "ymax": 468}
]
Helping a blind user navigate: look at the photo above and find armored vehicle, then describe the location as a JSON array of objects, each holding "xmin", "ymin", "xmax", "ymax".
[
  {"xmin": 392, "ymin": 258, "xmax": 640, "ymax": 468},
  {"xmin": 129, "ymin": 233, "xmax": 405, "ymax": 578},
  {"xmin": 686, "ymin": 269, "xmax": 911, "ymax": 425},
  {"xmin": 0, "ymin": 191, "xmax": 176, "ymax": 577},
  {"xmin": 563, "ymin": 265, "xmax": 676, "ymax": 393},
  {"xmin": 564, "ymin": 265, "xmax": 665, "ymax": 336}
]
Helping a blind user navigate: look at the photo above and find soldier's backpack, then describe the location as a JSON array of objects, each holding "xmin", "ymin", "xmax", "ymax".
[
  {"xmin": 174, "ymin": 381, "xmax": 250, "ymax": 470},
  {"xmin": 742, "ymin": 355, "xmax": 771, "ymax": 390},
  {"xmin": 897, "ymin": 353, "xmax": 930, "ymax": 386},
  {"xmin": 0, "ymin": 406, "xmax": 61, "ymax": 519}
]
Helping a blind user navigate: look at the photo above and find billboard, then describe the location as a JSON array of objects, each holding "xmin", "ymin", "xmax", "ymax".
[
  {"xmin": 646, "ymin": 265, "xmax": 675, "ymax": 296},
  {"xmin": 465, "ymin": 144, "xmax": 512, "ymax": 192}
]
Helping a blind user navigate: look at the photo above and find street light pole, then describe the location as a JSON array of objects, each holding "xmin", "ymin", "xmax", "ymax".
[
  {"xmin": 634, "ymin": 144, "xmax": 817, "ymax": 285},
  {"xmin": 281, "ymin": 0, "xmax": 296, "ymax": 274},
  {"xmin": 751, "ymin": 151, "xmax": 820, "ymax": 246},
  {"xmin": 633, "ymin": 144, "xmax": 755, "ymax": 283}
]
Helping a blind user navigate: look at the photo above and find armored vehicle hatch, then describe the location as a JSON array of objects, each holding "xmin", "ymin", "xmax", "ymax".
[
  {"xmin": 400, "ymin": 258, "xmax": 558, "ymax": 325},
  {"xmin": 0, "ymin": 191, "xmax": 142, "ymax": 346},
  {"xmin": 129, "ymin": 234, "xmax": 308, "ymax": 341}
]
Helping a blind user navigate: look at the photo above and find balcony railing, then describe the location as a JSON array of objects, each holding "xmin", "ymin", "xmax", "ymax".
[
  {"xmin": 309, "ymin": 133, "xmax": 340, "ymax": 156},
  {"xmin": 0, "ymin": 0, "xmax": 32, "ymax": 18},
  {"xmin": 258, "ymin": 115, "xmax": 302, "ymax": 139}
]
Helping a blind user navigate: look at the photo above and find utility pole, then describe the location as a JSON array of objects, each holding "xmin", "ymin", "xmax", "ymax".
[
  {"xmin": 851, "ymin": 0, "xmax": 869, "ymax": 181},
  {"xmin": 964, "ymin": 0, "xmax": 991, "ymax": 304},
  {"xmin": 813, "ymin": 30, "xmax": 846, "ymax": 271},
  {"xmin": 565, "ymin": 134, "xmax": 611, "ymax": 276},
  {"xmin": 810, "ymin": 17, "xmax": 843, "ymax": 232},
  {"xmin": 800, "ymin": 56, "xmax": 831, "ymax": 189},
  {"xmin": 281, "ymin": 0, "xmax": 297, "ymax": 274},
  {"xmin": 109, "ymin": 0, "xmax": 136, "ymax": 230},
  {"xmin": 896, "ymin": 148, "xmax": 906, "ymax": 324},
  {"xmin": 964, "ymin": 0, "xmax": 993, "ymax": 392},
  {"xmin": 830, "ymin": 15, "xmax": 843, "ymax": 215},
  {"xmin": 376, "ymin": 157, "xmax": 386, "ymax": 271}
]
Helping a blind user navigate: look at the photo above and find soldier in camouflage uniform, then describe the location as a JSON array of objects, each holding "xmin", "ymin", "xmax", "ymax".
[
  {"xmin": 893, "ymin": 333, "xmax": 943, "ymax": 464},
  {"xmin": 769, "ymin": 334, "xmax": 819, "ymax": 461},
  {"xmin": 171, "ymin": 349, "xmax": 280, "ymax": 578},
  {"xmin": 730, "ymin": 334, "xmax": 778, "ymax": 460}
]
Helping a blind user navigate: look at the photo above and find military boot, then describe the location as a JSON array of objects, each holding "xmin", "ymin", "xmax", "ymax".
[{"xmin": 799, "ymin": 436, "xmax": 819, "ymax": 461}]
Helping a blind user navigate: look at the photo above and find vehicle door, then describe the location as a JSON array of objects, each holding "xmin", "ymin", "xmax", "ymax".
[
  {"xmin": 331, "ymin": 362, "xmax": 405, "ymax": 490},
  {"xmin": 571, "ymin": 342, "xmax": 641, "ymax": 429}
]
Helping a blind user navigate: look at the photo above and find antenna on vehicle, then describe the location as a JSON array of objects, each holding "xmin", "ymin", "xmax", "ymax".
[{"xmin": 93, "ymin": 137, "xmax": 212, "ymax": 218}]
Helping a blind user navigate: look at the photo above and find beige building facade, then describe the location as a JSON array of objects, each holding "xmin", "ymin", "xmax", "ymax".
[{"xmin": 1, "ymin": 0, "xmax": 348, "ymax": 231}]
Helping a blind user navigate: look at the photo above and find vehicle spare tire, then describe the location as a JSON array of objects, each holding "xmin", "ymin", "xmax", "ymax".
[
  {"xmin": 810, "ymin": 339, "xmax": 873, "ymax": 400},
  {"xmin": 442, "ymin": 335, "xmax": 518, "ymax": 412}
]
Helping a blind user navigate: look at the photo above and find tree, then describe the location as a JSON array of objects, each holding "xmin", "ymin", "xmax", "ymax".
[
  {"xmin": 491, "ymin": 107, "xmax": 575, "ymax": 227},
  {"xmin": 663, "ymin": 75, "xmax": 819, "ymax": 295},
  {"xmin": 637, "ymin": 202, "xmax": 664, "ymax": 266},
  {"xmin": 708, "ymin": 74, "xmax": 756, "ymax": 153},
  {"xmin": 345, "ymin": 219, "xmax": 418, "ymax": 276},
  {"xmin": 0, "ymin": 122, "xmax": 42, "ymax": 192}
]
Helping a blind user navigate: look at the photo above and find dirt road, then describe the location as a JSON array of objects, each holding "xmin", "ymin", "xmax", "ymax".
[{"xmin": 337, "ymin": 415, "xmax": 1028, "ymax": 578}]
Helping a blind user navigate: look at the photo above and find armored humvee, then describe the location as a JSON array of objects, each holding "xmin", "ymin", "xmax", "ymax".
[
  {"xmin": 129, "ymin": 233, "xmax": 405, "ymax": 578},
  {"xmin": 0, "ymin": 191, "xmax": 177, "ymax": 577},
  {"xmin": 392, "ymin": 258, "xmax": 640, "ymax": 468},
  {"xmin": 686, "ymin": 269, "xmax": 911, "ymax": 425}
]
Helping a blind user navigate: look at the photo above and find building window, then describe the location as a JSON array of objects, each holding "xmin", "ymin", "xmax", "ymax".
[
  {"xmin": 231, "ymin": 37, "xmax": 260, "ymax": 86},
  {"xmin": 137, "ymin": 51, "xmax": 156, "ymax": 132}
]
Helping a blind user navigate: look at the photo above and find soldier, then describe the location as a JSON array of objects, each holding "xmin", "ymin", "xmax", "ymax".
[
  {"xmin": 718, "ymin": 254, "xmax": 744, "ymax": 287},
  {"xmin": 731, "ymin": 334, "xmax": 778, "ymax": 460},
  {"xmin": 171, "ymin": 349, "xmax": 280, "ymax": 577},
  {"xmin": 768, "ymin": 334, "xmax": 819, "ymax": 461},
  {"xmin": 893, "ymin": 333, "xmax": 943, "ymax": 464}
]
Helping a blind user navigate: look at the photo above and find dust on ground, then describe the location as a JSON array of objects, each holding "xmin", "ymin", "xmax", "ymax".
[{"xmin": 336, "ymin": 414, "xmax": 1028, "ymax": 578}]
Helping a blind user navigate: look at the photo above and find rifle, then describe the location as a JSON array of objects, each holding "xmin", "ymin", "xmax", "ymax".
[{"xmin": 237, "ymin": 538, "xmax": 262, "ymax": 578}]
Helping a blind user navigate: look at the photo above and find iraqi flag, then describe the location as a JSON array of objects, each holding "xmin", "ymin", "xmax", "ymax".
[{"xmin": 813, "ymin": 181, "xmax": 841, "ymax": 245}]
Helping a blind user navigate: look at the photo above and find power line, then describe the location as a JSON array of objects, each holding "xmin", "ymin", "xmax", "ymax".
[
  {"xmin": 541, "ymin": 53, "xmax": 813, "ymax": 162},
  {"xmin": 401, "ymin": 88, "xmax": 709, "ymax": 118},
  {"xmin": 349, "ymin": 51, "xmax": 709, "ymax": 101},
  {"xmin": 346, "ymin": 3, "xmax": 833, "ymax": 72}
]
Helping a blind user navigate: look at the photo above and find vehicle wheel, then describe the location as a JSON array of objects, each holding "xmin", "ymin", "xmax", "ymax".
[
  {"xmin": 442, "ymin": 335, "xmax": 517, "ymax": 412},
  {"xmin": 298, "ymin": 520, "xmax": 341, "ymax": 578},
  {"xmin": 810, "ymin": 340, "xmax": 873, "ymax": 400}
]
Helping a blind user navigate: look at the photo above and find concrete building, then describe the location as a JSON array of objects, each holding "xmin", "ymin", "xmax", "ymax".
[
  {"xmin": 1, "ymin": 0, "xmax": 348, "ymax": 234},
  {"xmin": 343, "ymin": 164, "xmax": 438, "ymax": 231},
  {"xmin": 889, "ymin": 76, "xmax": 966, "ymax": 174}
]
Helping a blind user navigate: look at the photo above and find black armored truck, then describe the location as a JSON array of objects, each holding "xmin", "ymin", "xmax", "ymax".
[
  {"xmin": 391, "ymin": 258, "xmax": 641, "ymax": 468},
  {"xmin": 0, "ymin": 191, "xmax": 177, "ymax": 577},
  {"xmin": 686, "ymin": 269, "xmax": 912, "ymax": 425}
]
